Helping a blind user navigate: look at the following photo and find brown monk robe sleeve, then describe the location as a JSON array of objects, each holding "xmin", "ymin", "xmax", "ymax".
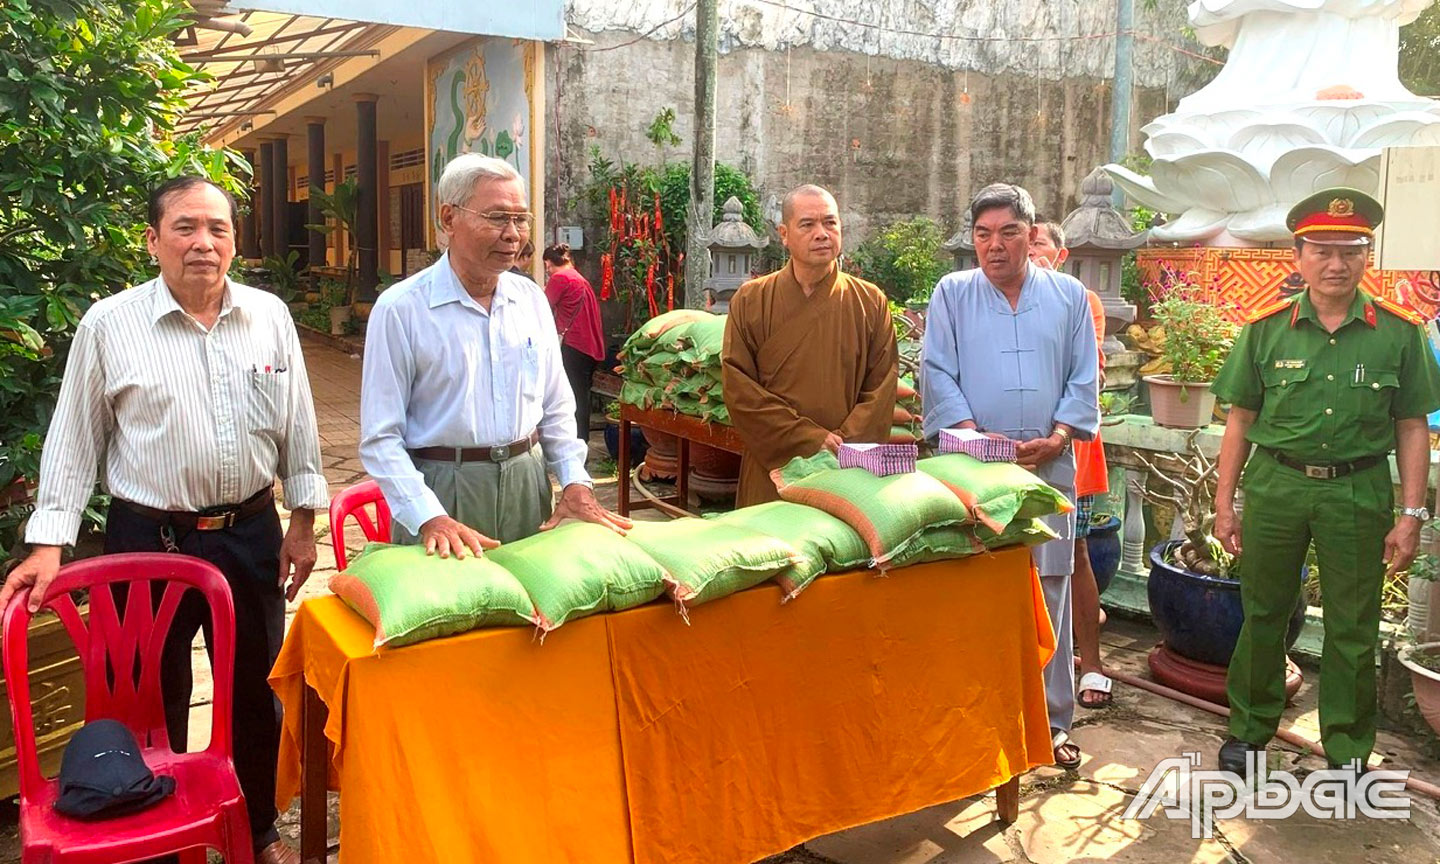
[
  {"xmin": 722, "ymin": 283, "xmax": 831, "ymax": 471},
  {"xmin": 836, "ymin": 281, "xmax": 899, "ymax": 442}
]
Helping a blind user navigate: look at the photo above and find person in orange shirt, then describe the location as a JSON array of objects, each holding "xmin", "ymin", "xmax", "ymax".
[{"xmin": 1032, "ymin": 221, "xmax": 1113, "ymax": 709}]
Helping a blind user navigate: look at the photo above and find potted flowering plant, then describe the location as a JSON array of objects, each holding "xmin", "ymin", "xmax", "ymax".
[{"xmin": 1141, "ymin": 268, "xmax": 1239, "ymax": 429}]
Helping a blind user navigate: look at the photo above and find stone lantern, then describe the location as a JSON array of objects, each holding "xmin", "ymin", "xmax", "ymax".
[
  {"xmin": 1059, "ymin": 168, "xmax": 1148, "ymax": 358},
  {"xmin": 704, "ymin": 196, "xmax": 767, "ymax": 313},
  {"xmin": 941, "ymin": 210, "xmax": 977, "ymax": 272}
]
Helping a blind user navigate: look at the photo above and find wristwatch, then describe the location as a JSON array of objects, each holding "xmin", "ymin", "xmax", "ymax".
[
  {"xmin": 1051, "ymin": 427, "xmax": 1072, "ymax": 448},
  {"xmin": 1401, "ymin": 506, "xmax": 1432, "ymax": 523}
]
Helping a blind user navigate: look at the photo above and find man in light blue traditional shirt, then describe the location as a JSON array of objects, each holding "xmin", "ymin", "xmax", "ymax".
[
  {"xmin": 922, "ymin": 183, "xmax": 1100, "ymax": 770},
  {"xmin": 361, "ymin": 154, "xmax": 629, "ymax": 557}
]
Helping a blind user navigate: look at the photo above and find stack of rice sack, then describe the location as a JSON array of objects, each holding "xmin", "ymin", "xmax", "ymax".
[
  {"xmin": 331, "ymin": 518, "xmax": 808, "ymax": 649},
  {"xmin": 329, "ymin": 452, "xmax": 1072, "ymax": 650},
  {"xmin": 770, "ymin": 451, "xmax": 1069, "ymax": 574},
  {"xmin": 890, "ymin": 377, "xmax": 923, "ymax": 444},
  {"xmin": 617, "ymin": 310, "xmax": 730, "ymax": 425}
]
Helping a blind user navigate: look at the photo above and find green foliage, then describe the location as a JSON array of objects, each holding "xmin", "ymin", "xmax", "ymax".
[
  {"xmin": 1099, "ymin": 391, "xmax": 1137, "ymax": 417},
  {"xmin": 308, "ymin": 177, "xmax": 359, "ymax": 302},
  {"xmin": 1401, "ymin": 3, "xmax": 1440, "ymax": 97},
  {"xmin": 848, "ymin": 217, "xmax": 949, "ymax": 305},
  {"xmin": 644, "ymin": 107, "xmax": 682, "ymax": 154},
  {"xmin": 1148, "ymin": 268, "xmax": 1239, "ymax": 383},
  {"xmin": 580, "ymin": 143, "xmax": 764, "ymax": 333},
  {"xmin": 262, "ymin": 250, "xmax": 301, "ymax": 303},
  {"xmin": 654, "ymin": 162, "xmax": 764, "ymax": 254},
  {"xmin": 0, "ymin": 0, "xmax": 248, "ymax": 555},
  {"xmin": 1120, "ymin": 204, "xmax": 1158, "ymax": 307}
]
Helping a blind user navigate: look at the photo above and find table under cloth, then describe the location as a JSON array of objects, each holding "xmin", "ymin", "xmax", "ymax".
[{"xmin": 269, "ymin": 544, "xmax": 1055, "ymax": 863}]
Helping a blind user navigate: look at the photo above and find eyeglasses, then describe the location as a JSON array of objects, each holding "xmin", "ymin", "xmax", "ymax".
[{"xmin": 452, "ymin": 206, "xmax": 535, "ymax": 233}]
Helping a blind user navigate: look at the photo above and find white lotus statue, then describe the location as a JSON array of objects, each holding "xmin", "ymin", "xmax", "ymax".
[{"xmin": 1105, "ymin": 0, "xmax": 1440, "ymax": 245}]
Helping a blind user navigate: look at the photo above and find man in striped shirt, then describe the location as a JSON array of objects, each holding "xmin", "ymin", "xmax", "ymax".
[{"xmin": 0, "ymin": 177, "xmax": 326, "ymax": 864}]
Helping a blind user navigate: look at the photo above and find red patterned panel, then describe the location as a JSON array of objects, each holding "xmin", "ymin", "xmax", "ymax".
[{"xmin": 1137, "ymin": 249, "xmax": 1439, "ymax": 323}]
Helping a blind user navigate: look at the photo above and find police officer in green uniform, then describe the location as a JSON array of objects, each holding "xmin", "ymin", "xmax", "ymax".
[{"xmin": 1211, "ymin": 188, "xmax": 1440, "ymax": 777}]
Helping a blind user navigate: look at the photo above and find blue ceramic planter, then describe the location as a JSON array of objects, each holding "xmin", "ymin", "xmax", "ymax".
[
  {"xmin": 1146, "ymin": 540, "xmax": 1306, "ymax": 667},
  {"xmin": 1086, "ymin": 515, "xmax": 1122, "ymax": 596},
  {"xmin": 604, "ymin": 421, "xmax": 648, "ymax": 463}
]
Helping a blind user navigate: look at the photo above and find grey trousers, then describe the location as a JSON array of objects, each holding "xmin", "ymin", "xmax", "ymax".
[
  {"xmin": 1038, "ymin": 570, "xmax": 1075, "ymax": 734},
  {"xmin": 393, "ymin": 445, "xmax": 554, "ymax": 545},
  {"xmin": 1034, "ymin": 493, "xmax": 1078, "ymax": 735}
]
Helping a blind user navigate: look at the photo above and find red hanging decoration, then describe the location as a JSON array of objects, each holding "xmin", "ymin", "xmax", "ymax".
[
  {"xmin": 600, "ymin": 253, "xmax": 614, "ymax": 301},
  {"xmin": 666, "ymin": 272, "xmax": 674, "ymax": 311},
  {"xmin": 645, "ymin": 261, "xmax": 659, "ymax": 318},
  {"xmin": 654, "ymin": 195, "xmax": 663, "ymax": 234}
]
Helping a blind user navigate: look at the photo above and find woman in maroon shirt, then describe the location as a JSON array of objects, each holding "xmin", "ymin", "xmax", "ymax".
[{"xmin": 543, "ymin": 244, "xmax": 606, "ymax": 442}]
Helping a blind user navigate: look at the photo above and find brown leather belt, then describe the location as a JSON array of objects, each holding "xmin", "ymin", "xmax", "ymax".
[
  {"xmin": 114, "ymin": 487, "xmax": 275, "ymax": 531},
  {"xmin": 1261, "ymin": 447, "xmax": 1387, "ymax": 480},
  {"xmin": 409, "ymin": 431, "xmax": 541, "ymax": 464}
]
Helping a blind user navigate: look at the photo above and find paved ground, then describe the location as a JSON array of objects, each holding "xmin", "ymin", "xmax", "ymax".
[{"xmin": 6, "ymin": 333, "xmax": 1440, "ymax": 863}]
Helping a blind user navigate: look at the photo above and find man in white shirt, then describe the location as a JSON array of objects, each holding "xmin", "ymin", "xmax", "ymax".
[
  {"xmin": 360, "ymin": 154, "xmax": 628, "ymax": 556},
  {"xmin": 0, "ymin": 176, "xmax": 326, "ymax": 864}
]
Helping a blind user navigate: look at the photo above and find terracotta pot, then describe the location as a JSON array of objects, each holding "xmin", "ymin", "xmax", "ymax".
[
  {"xmin": 1398, "ymin": 642, "xmax": 1440, "ymax": 735},
  {"xmin": 640, "ymin": 428, "xmax": 679, "ymax": 481},
  {"xmin": 353, "ymin": 301, "xmax": 375, "ymax": 322},
  {"xmin": 1144, "ymin": 375, "xmax": 1217, "ymax": 429},
  {"xmin": 1148, "ymin": 643, "xmax": 1303, "ymax": 707},
  {"xmin": 689, "ymin": 444, "xmax": 741, "ymax": 504}
]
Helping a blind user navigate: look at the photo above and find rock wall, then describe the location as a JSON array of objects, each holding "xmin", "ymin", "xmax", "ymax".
[{"xmin": 547, "ymin": 0, "xmax": 1204, "ymax": 250}]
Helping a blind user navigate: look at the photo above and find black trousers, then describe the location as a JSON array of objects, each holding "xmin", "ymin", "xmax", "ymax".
[
  {"xmin": 104, "ymin": 500, "xmax": 286, "ymax": 853},
  {"xmin": 561, "ymin": 343, "xmax": 598, "ymax": 441}
]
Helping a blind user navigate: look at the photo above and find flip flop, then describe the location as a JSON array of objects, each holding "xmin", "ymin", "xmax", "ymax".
[
  {"xmin": 1078, "ymin": 671, "xmax": 1113, "ymax": 709},
  {"xmin": 1052, "ymin": 730, "xmax": 1082, "ymax": 770}
]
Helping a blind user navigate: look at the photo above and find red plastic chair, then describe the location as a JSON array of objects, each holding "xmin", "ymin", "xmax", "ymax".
[
  {"xmin": 329, "ymin": 479, "xmax": 392, "ymax": 570},
  {"xmin": 2, "ymin": 553, "xmax": 254, "ymax": 864}
]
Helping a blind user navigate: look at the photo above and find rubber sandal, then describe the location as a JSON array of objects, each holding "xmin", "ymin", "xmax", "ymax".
[
  {"xmin": 1078, "ymin": 671, "xmax": 1113, "ymax": 709},
  {"xmin": 1052, "ymin": 730, "xmax": 1082, "ymax": 770}
]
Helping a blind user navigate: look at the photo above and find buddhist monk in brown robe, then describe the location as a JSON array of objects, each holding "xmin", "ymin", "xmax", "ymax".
[{"xmin": 722, "ymin": 184, "xmax": 898, "ymax": 506}]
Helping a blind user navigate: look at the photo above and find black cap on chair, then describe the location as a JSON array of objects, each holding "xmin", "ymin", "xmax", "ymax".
[{"xmin": 54, "ymin": 719, "xmax": 176, "ymax": 820}]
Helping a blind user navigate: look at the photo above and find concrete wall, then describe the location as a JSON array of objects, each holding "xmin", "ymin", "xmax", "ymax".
[{"xmin": 545, "ymin": 31, "xmax": 1174, "ymax": 249}]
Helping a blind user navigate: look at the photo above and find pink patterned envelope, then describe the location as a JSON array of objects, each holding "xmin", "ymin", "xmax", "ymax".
[
  {"xmin": 836, "ymin": 442, "xmax": 918, "ymax": 477},
  {"xmin": 938, "ymin": 428, "xmax": 1017, "ymax": 463}
]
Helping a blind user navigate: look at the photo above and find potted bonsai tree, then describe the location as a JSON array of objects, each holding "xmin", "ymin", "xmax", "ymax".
[
  {"xmin": 1140, "ymin": 269, "xmax": 1239, "ymax": 429},
  {"xmin": 1133, "ymin": 431, "xmax": 1307, "ymax": 702}
]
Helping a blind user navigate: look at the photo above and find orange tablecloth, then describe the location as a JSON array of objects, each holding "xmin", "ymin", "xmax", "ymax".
[{"xmin": 270, "ymin": 546, "xmax": 1054, "ymax": 864}]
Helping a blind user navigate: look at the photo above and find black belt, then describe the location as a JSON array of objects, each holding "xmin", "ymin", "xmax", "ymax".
[
  {"xmin": 409, "ymin": 430, "xmax": 541, "ymax": 464},
  {"xmin": 114, "ymin": 487, "xmax": 274, "ymax": 531},
  {"xmin": 1261, "ymin": 448, "xmax": 1387, "ymax": 480}
]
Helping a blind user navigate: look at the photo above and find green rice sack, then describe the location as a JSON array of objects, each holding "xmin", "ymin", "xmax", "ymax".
[
  {"xmin": 619, "ymin": 309, "xmax": 711, "ymax": 358},
  {"xmin": 887, "ymin": 524, "xmax": 986, "ymax": 569},
  {"xmin": 624, "ymin": 518, "xmax": 802, "ymax": 608},
  {"xmin": 620, "ymin": 380, "xmax": 661, "ymax": 410},
  {"xmin": 711, "ymin": 501, "xmax": 871, "ymax": 601},
  {"xmin": 916, "ymin": 454, "xmax": 1073, "ymax": 533},
  {"xmin": 331, "ymin": 543, "xmax": 536, "ymax": 650},
  {"xmin": 670, "ymin": 315, "xmax": 726, "ymax": 365},
  {"xmin": 773, "ymin": 452, "xmax": 971, "ymax": 569},
  {"xmin": 980, "ymin": 517, "xmax": 1062, "ymax": 549},
  {"xmin": 486, "ymin": 522, "xmax": 670, "ymax": 632}
]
